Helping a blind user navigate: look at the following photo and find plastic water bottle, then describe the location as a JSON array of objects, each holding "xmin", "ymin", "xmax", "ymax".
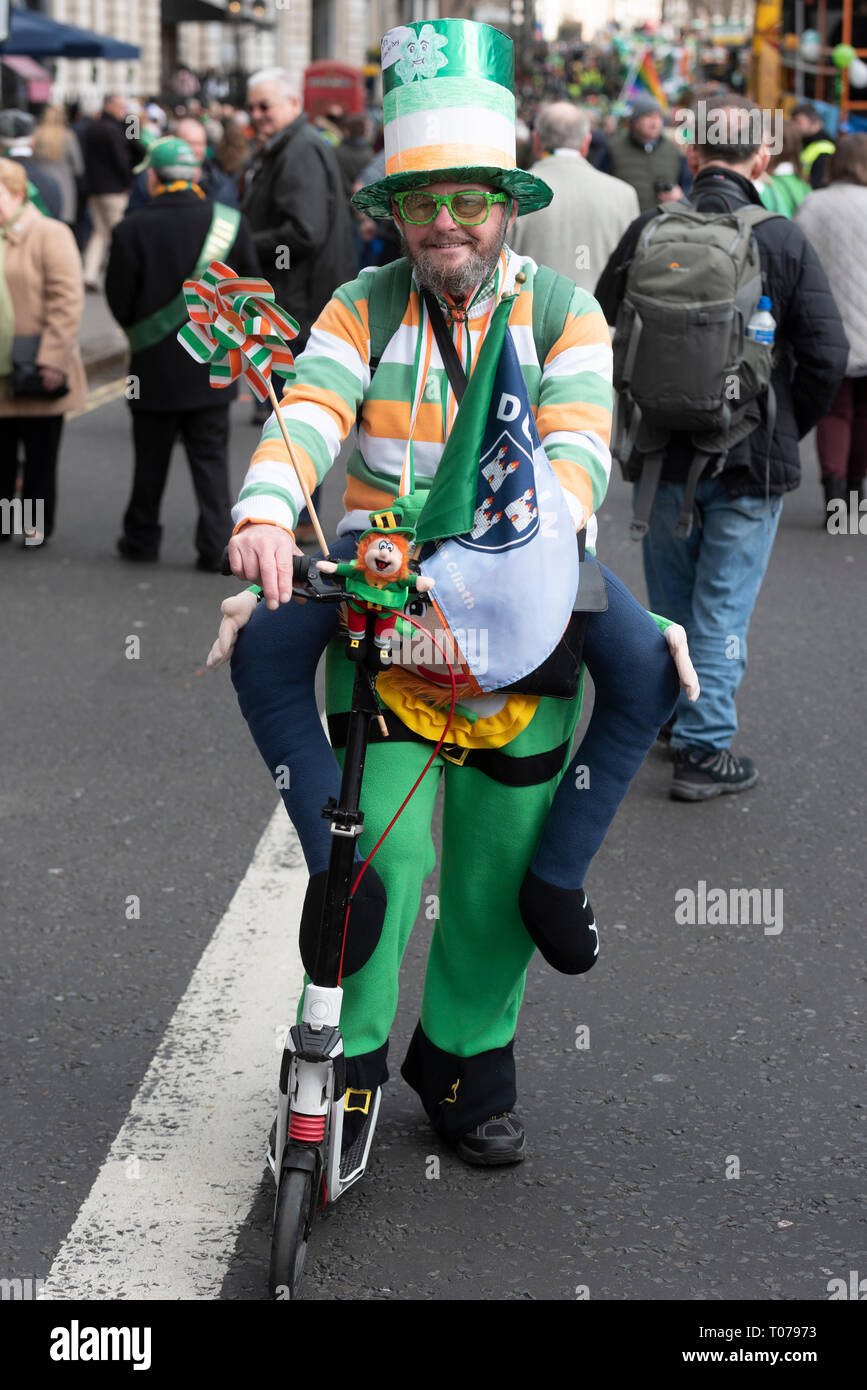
[{"xmin": 746, "ymin": 295, "xmax": 776, "ymax": 346}]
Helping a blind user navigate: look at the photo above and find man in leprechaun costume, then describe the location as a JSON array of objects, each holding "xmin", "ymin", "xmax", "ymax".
[{"xmin": 214, "ymin": 17, "xmax": 697, "ymax": 1164}]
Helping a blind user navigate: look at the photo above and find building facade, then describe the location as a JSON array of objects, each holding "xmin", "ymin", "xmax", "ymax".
[{"xmin": 45, "ymin": 0, "xmax": 414, "ymax": 105}]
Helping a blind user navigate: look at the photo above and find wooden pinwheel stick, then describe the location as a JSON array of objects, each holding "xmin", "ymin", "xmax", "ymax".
[{"xmin": 265, "ymin": 377, "xmax": 330, "ymax": 558}]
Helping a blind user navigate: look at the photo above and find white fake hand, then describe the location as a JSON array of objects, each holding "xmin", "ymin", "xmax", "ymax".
[
  {"xmin": 664, "ymin": 623, "xmax": 700, "ymax": 702},
  {"xmin": 206, "ymin": 590, "xmax": 259, "ymax": 669}
]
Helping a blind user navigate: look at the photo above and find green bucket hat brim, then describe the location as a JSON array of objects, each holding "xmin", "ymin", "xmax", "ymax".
[{"xmin": 352, "ymin": 165, "xmax": 552, "ymax": 220}]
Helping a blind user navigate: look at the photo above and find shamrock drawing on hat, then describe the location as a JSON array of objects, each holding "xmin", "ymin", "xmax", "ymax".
[{"xmin": 395, "ymin": 24, "xmax": 447, "ymax": 83}]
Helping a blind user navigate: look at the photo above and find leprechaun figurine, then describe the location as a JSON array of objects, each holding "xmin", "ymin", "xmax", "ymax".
[{"xmin": 317, "ymin": 496, "xmax": 434, "ymax": 666}]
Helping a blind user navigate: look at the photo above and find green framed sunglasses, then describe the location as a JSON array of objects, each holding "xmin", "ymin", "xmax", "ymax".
[{"xmin": 393, "ymin": 189, "xmax": 508, "ymax": 226}]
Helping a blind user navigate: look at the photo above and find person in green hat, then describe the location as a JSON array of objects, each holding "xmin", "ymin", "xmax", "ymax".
[
  {"xmin": 131, "ymin": 133, "xmax": 203, "ymax": 192},
  {"xmin": 215, "ymin": 16, "xmax": 694, "ymax": 1168},
  {"xmin": 105, "ymin": 137, "xmax": 260, "ymax": 569}
]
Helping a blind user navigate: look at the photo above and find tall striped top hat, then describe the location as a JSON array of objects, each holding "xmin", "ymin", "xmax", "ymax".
[{"xmin": 352, "ymin": 17, "xmax": 552, "ymax": 220}]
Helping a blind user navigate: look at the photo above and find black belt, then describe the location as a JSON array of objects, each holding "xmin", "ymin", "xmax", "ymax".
[{"xmin": 327, "ymin": 710, "xmax": 571, "ymax": 788}]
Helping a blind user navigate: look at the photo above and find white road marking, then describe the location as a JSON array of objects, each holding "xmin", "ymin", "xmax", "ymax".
[{"xmin": 39, "ymin": 804, "xmax": 306, "ymax": 1301}]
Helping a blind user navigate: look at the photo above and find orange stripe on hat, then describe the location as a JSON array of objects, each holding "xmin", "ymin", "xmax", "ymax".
[{"xmin": 386, "ymin": 143, "xmax": 516, "ymax": 176}]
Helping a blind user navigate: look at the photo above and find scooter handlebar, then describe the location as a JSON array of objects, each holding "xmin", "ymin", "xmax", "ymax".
[{"xmin": 219, "ymin": 546, "xmax": 342, "ymax": 602}]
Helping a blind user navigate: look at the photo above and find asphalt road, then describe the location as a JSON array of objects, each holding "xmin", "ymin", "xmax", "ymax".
[{"xmin": 1, "ymin": 383, "xmax": 865, "ymax": 1302}]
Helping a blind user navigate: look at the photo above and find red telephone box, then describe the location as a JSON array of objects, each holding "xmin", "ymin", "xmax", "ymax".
[{"xmin": 303, "ymin": 62, "xmax": 365, "ymax": 118}]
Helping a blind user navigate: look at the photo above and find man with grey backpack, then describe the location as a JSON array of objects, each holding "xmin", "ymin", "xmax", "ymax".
[{"xmin": 596, "ymin": 94, "xmax": 848, "ymax": 801}]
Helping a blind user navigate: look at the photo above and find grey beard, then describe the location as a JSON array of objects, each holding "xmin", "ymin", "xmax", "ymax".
[{"xmin": 402, "ymin": 223, "xmax": 507, "ymax": 302}]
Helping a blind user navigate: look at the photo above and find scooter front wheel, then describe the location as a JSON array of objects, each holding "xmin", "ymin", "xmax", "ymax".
[{"xmin": 269, "ymin": 1165, "xmax": 317, "ymax": 1299}]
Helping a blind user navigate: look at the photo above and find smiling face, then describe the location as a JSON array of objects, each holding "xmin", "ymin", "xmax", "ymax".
[
  {"xmin": 360, "ymin": 535, "xmax": 408, "ymax": 580},
  {"xmin": 394, "ymin": 23, "xmax": 448, "ymax": 84},
  {"xmin": 393, "ymin": 180, "xmax": 516, "ymax": 301},
  {"xmin": 406, "ymin": 35, "xmax": 431, "ymax": 72},
  {"xmin": 246, "ymin": 80, "xmax": 300, "ymax": 141}
]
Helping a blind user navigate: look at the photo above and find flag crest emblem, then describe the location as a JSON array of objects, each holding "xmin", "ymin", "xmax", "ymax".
[{"xmin": 409, "ymin": 327, "xmax": 579, "ymax": 695}]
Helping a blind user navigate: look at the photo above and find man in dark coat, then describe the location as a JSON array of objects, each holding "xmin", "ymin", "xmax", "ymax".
[
  {"xmin": 241, "ymin": 68, "xmax": 355, "ymax": 349},
  {"xmin": 82, "ymin": 95, "xmax": 142, "ymax": 289},
  {"xmin": 105, "ymin": 138, "xmax": 260, "ymax": 570},
  {"xmin": 595, "ymin": 94, "xmax": 849, "ymax": 800}
]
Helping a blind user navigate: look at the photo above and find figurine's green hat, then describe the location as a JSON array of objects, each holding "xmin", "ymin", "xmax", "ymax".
[
  {"xmin": 352, "ymin": 17, "xmax": 552, "ymax": 220},
  {"xmin": 361, "ymin": 492, "xmax": 427, "ymax": 540}
]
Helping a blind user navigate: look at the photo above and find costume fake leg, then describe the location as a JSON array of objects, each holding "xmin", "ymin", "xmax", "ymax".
[
  {"xmin": 519, "ymin": 564, "xmax": 679, "ymax": 972},
  {"xmin": 229, "ymin": 531, "xmax": 363, "ymax": 876}
]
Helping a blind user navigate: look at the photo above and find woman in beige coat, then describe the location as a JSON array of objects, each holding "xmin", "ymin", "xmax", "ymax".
[{"xmin": 0, "ymin": 158, "xmax": 86, "ymax": 545}]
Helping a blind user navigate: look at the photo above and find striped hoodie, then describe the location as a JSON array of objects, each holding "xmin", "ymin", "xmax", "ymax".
[{"xmin": 232, "ymin": 249, "xmax": 612, "ymax": 546}]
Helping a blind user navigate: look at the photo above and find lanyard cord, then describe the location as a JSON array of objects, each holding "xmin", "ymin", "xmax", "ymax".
[
  {"xmin": 401, "ymin": 250, "xmax": 510, "ymax": 484},
  {"xmin": 443, "ymin": 248, "xmax": 508, "ymax": 436}
]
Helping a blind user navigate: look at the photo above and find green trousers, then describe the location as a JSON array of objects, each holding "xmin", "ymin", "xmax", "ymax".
[{"xmin": 298, "ymin": 641, "xmax": 584, "ymax": 1139}]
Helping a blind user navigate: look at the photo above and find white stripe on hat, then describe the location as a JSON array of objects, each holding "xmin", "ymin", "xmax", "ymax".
[{"xmin": 386, "ymin": 107, "xmax": 515, "ymax": 168}]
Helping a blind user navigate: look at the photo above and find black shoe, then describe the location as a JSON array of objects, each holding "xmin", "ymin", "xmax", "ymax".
[
  {"xmin": 117, "ymin": 537, "xmax": 158, "ymax": 563},
  {"xmin": 847, "ymin": 477, "xmax": 865, "ymax": 502},
  {"xmin": 373, "ymin": 642, "xmax": 392, "ymax": 668},
  {"xmin": 671, "ymin": 746, "xmax": 758, "ymax": 801},
  {"xmin": 195, "ymin": 554, "xmax": 222, "ymax": 573},
  {"xmin": 518, "ymin": 869, "xmax": 598, "ymax": 975},
  {"xmin": 345, "ymin": 634, "xmax": 367, "ymax": 662},
  {"xmin": 454, "ymin": 1112, "xmax": 526, "ymax": 1167}
]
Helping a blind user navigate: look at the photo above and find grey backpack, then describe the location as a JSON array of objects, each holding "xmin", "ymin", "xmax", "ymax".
[{"xmin": 612, "ymin": 202, "xmax": 781, "ymax": 538}]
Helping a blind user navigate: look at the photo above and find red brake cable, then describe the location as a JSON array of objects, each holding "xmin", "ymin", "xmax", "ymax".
[{"xmin": 336, "ymin": 613, "xmax": 459, "ymax": 985}]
